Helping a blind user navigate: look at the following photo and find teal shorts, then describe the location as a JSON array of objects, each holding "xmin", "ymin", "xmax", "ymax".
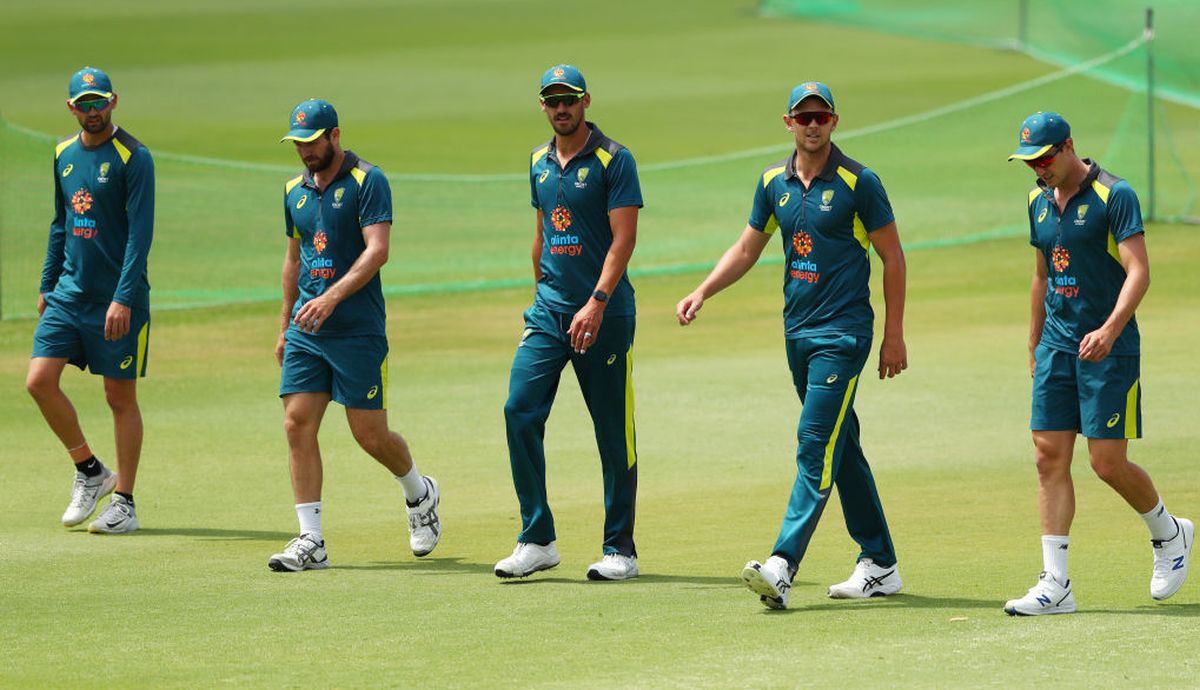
[
  {"xmin": 280, "ymin": 329, "xmax": 388, "ymax": 410},
  {"xmin": 32, "ymin": 295, "xmax": 150, "ymax": 379},
  {"xmin": 1031, "ymin": 343, "xmax": 1141, "ymax": 439}
]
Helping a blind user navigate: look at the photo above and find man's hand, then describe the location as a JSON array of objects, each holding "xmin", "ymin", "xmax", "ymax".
[
  {"xmin": 568, "ymin": 299, "xmax": 605, "ymax": 353},
  {"xmin": 1078, "ymin": 325, "xmax": 1116, "ymax": 362},
  {"xmin": 293, "ymin": 295, "xmax": 336, "ymax": 333},
  {"xmin": 37, "ymin": 294, "xmax": 47, "ymax": 317},
  {"xmin": 676, "ymin": 291, "xmax": 704, "ymax": 325},
  {"xmin": 878, "ymin": 335, "xmax": 907, "ymax": 379},
  {"xmin": 105, "ymin": 301, "xmax": 131, "ymax": 341},
  {"xmin": 275, "ymin": 332, "xmax": 288, "ymax": 366}
]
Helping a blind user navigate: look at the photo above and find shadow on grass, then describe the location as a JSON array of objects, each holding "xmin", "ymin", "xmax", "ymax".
[
  {"xmin": 753, "ymin": 592, "xmax": 1004, "ymax": 614},
  {"xmin": 336, "ymin": 560, "xmax": 761, "ymax": 588},
  {"xmin": 136, "ymin": 527, "xmax": 295, "ymax": 541},
  {"xmin": 335, "ymin": 556, "xmax": 482, "ymax": 573},
  {"xmin": 1079, "ymin": 604, "xmax": 1200, "ymax": 618}
]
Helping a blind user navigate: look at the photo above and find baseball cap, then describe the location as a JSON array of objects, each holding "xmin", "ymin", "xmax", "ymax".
[
  {"xmin": 540, "ymin": 64, "xmax": 587, "ymax": 95},
  {"xmin": 1008, "ymin": 112, "xmax": 1071, "ymax": 161},
  {"xmin": 280, "ymin": 99, "xmax": 339, "ymax": 143},
  {"xmin": 68, "ymin": 67, "xmax": 113, "ymax": 104},
  {"xmin": 788, "ymin": 81, "xmax": 835, "ymax": 113}
]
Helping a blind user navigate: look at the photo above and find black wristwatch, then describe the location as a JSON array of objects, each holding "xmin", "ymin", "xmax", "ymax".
[{"xmin": 591, "ymin": 289, "xmax": 609, "ymax": 303}]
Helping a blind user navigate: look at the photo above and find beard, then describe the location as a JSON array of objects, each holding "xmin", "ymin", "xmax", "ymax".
[
  {"xmin": 551, "ymin": 114, "xmax": 583, "ymax": 137},
  {"xmin": 81, "ymin": 113, "xmax": 111, "ymax": 134},
  {"xmin": 303, "ymin": 146, "xmax": 336, "ymax": 173}
]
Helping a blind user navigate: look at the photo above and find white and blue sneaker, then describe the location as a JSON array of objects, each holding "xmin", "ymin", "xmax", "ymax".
[
  {"xmin": 268, "ymin": 534, "xmax": 329, "ymax": 572},
  {"xmin": 1004, "ymin": 571, "xmax": 1076, "ymax": 616},
  {"xmin": 741, "ymin": 556, "xmax": 792, "ymax": 610},
  {"xmin": 828, "ymin": 558, "xmax": 903, "ymax": 598},
  {"xmin": 494, "ymin": 542, "xmax": 560, "ymax": 579},
  {"xmin": 62, "ymin": 466, "xmax": 117, "ymax": 527},
  {"xmin": 87, "ymin": 494, "xmax": 139, "ymax": 534},
  {"xmin": 586, "ymin": 553, "xmax": 639, "ymax": 581},
  {"xmin": 406, "ymin": 476, "xmax": 441, "ymax": 557},
  {"xmin": 1151, "ymin": 516, "xmax": 1194, "ymax": 601}
]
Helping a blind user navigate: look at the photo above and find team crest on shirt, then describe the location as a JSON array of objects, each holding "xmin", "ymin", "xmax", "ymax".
[
  {"xmin": 820, "ymin": 189, "xmax": 834, "ymax": 211},
  {"xmin": 1074, "ymin": 204, "xmax": 1089, "ymax": 226},
  {"xmin": 575, "ymin": 167, "xmax": 590, "ymax": 189},
  {"xmin": 333, "ymin": 187, "xmax": 345, "ymax": 208},
  {"xmin": 97, "ymin": 162, "xmax": 110, "ymax": 183},
  {"xmin": 313, "ymin": 230, "xmax": 328, "ymax": 254},
  {"xmin": 71, "ymin": 188, "xmax": 93, "ymax": 214}
]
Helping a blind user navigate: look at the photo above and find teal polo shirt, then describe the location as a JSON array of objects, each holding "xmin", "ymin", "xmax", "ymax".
[
  {"xmin": 747, "ymin": 143, "xmax": 894, "ymax": 339},
  {"xmin": 42, "ymin": 127, "xmax": 154, "ymax": 309},
  {"xmin": 1028, "ymin": 159, "xmax": 1142, "ymax": 356},
  {"xmin": 283, "ymin": 150, "xmax": 391, "ymax": 337},
  {"xmin": 529, "ymin": 123, "xmax": 642, "ymax": 317}
]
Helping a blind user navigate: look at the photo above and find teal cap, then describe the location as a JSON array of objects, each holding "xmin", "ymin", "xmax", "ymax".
[
  {"xmin": 68, "ymin": 67, "xmax": 113, "ymax": 104},
  {"xmin": 540, "ymin": 64, "xmax": 586, "ymax": 94},
  {"xmin": 1008, "ymin": 112, "xmax": 1071, "ymax": 160},
  {"xmin": 280, "ymin": 99, "xmax": 339, "ymax": 143},
  {"xmin": 788, "ymin": 81, "xmax": 835, "ymax": 113}
]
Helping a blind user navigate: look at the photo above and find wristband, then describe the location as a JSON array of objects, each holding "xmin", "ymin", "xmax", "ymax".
[{"xmin": 591, "ymin": 290, "xmax": 609, "ymax": 303}]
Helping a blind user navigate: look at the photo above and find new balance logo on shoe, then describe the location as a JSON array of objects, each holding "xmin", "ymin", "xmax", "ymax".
[{"xmin": 1173, "ymin": 556, "xmax": 1186, "ymax": 571}]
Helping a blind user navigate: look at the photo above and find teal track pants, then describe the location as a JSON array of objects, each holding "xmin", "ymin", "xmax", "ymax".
[
  {"xmin": 504, "ymin": 303, "xmax": 638, "ymax": 556},
  {"xmin": 771, "ymin": 334, "xmax": 897, "ymax": 569}
]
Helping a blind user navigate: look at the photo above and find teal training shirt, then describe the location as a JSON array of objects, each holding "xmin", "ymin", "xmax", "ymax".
[
  {"xmin": 42, "ymin": 128, "xmax": 154, "ymax": 309},
  {"xmin": 529, "ymin": 123, "xmax": 642, "ymax": 317},
  {"xmin": 1028, "ymin": 160, "xmax": 1142, "ymax": 356},
  {"xmin": 283, "ymin": 150, "xmax": 391, "ymax": 337},
  {"xmin": 747, "ymin": 143, "xmax": 894, "ymax": 339}
]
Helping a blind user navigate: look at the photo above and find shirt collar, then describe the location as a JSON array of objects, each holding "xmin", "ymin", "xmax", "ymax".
[
  {"xmin": 546, "ymin": 123, "xmax": 606, "ymax": 163},
  {"xmin": 302, "ymin": 149, "xmax": 360, "ymax": 188},
  {"xmin": 785, "ymin": 142, "xmax": 844, "ymax": 183},
  {"xmin": 1036, "ymin": 158, "xmax": 1101, "ymax": 199}
]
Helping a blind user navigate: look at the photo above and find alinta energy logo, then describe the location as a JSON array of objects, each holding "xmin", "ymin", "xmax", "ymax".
[
  {"xmin": 790, "ymin": 231, "xmax": 818, "ymax": 284},
  {"xmin": 1051, "ymin": 245, "xmax": 1078, "ymax": 298},
  {"xmin": 1052, "ymin": 245, "xmax": 1070, "ymax": 272},
  {"xmin": 792, "ymin": 230, "xmax": 813, "ymax": 257},
  {"xmin": 310, "ymin": 230, "xmax": 335, "ymax": 279},
  {"xmin": 548, "ymin": 206, "xmax": 582, "ymax": 256},
  {"xmin": 71, "ymin": 188, "xmax": 93, "ymax": 214}
]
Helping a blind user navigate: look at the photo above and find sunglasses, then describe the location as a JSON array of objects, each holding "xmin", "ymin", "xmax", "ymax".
[
  {"xmin": 789, "ymin": 111, "xmax": 834, "ymax": 126},
  {"xmin": 72, "ymin": 97, "xmax": 112, "ymax": 112},
  {"xmin": 540, "ymin": 93, "xmax": 586, "ymax": 108},
  {"xmin": 1025, "ymin": 142, "xmax": 1066, "ymax": 169}
]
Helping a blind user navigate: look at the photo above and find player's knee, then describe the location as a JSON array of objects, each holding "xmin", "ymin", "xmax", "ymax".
[
  {"xmin": 103, "ymin": 385, "xmax": 137, "ymax": 413},
  {"xmin": 352, "ymin": 428, "xmax": 389, "ymax": 458},
  {"xmin": 283, "ymin": 412, "xmax": 318, "ymax": 442},
  {"xmin": 504, "ymin": 396, "xmax": 540, "ymax": 427},
  {"xmin": 1034, "ymin": 449, "xmax": 1070, "ymax": 478},
  {"xmin": 1089, "ymin": 455, "xmax": 1126, "ymax": 484},
  {"xmin": 25, "ymin": 373, "xmax": 53, "ymax": 401}
]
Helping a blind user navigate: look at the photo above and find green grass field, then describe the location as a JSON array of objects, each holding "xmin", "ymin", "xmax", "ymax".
[{"xmin": 2, "ymin": 1, "xmax": 1199, "ymax": 687}]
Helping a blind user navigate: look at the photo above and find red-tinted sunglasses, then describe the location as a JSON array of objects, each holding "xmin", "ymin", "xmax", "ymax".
[
  {"xmin": 789, "ymin": 111, "xmax": 834, "ymax": 126},
  {"xmin": 1025, "ymin": 142, "xmax": 1066, "ymax": 169}
]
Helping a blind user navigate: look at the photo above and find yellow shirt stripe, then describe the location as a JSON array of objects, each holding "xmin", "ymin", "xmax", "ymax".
[
  {"xmin": 350, "ymin": 167, "xmax": 367, "ymax": 186},
  {"xmin": 112, "ymin": 138, "xmax": 133, "ymax": 164},
  {"xmin": 595, "ymin": 147, "xmax": 613, "ymax": 169},
  {"xmin": 762, "ymin": 166, "xmax": 785, "ymax": 188},
  {"xmin": 836, "ymin": 166, "xmax": 858, "ymax": 191},
  {"xmin": 56, "ymin": 135, "xmax": 80, "ymax": 159},
  {"xmin": 531, "ymin": 145, "xmax": 549, "ymax": 168}
]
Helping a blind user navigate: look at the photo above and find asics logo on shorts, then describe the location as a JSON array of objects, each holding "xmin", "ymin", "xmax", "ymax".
[
  {"xmin": 1106, "ymin": 413, "xmax": 1120, "ymax": 428},
  {"xmin": 518, "ymin": 327, "xmax": 533, "ymax": 347},
  {"xmin": 367, "ymin": 385, "xmax": 379, "ymax": 400},
  {"xmin": 120, "ymin": 355, "xmax": 133, "ymax": 370},
  {"xmin": 826, "ymin": 374, "xmax": 839, "ymax": 384},
  {"xmin": 606, "ymin": 354, "xmax": 616, "ymax": 365}
]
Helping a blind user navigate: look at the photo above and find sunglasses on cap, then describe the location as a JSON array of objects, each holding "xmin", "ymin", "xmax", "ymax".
[
  {"xmin": 789, "ymin": 111, "xmax": 834, "ymax": 126},
  {"xmin": 72, "ymin": 97, "xmax": 112, "ymax": 112},
  {"xmin": 540, "ymin": 93, "xmax": 586, "ymax": 108},
  {"xmin": 1025, "ymin": 142, "xmax": 1066, "ymax": 169}
]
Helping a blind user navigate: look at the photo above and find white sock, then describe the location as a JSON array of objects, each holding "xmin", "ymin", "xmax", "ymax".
[
  {"xmin": 396, "ymin": 466, "xmax": 426, "ymax": 504},
  {"xmin": 1140, "ymin": 499, "xmax": 1178, "ymax": 541},
  {"xmin": 296, "ymin": 501, "xmax": 323, "ymax": 541},
  {"xmin": 1041, "ymin": 535, "xmax": 1070, "ymax": 583}
]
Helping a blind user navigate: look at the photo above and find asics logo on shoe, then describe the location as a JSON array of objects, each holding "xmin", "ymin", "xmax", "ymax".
[{"xmin": 861, "ymin": 570, "xmax": 895, "ymax": 592}]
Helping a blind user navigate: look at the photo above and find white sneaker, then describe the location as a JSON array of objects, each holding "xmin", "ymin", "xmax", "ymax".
[
  {"xmin": 268, "ymin": 534, "xmax": 329, "ymax": 572},
  {"xmin": 828, "ymin": 558, "xmax": 903, "ymax": 598},
  {"xmin": 494, "ymin": 542, "xmax": 560, "ymax": 578},
  {"xmin": 406, "ymin": 476, "xmax": 441, "ymax": 557},
  {"xmin": 62, "ymin": 466, "xmax": 117, "ymax": 526},
  {"xmin": 87, "ymin": 494, "xmax": 139, "ymax": 534},
  {"xmin": 741, "ymin": 555, "xmax": 792, "ymax": 610},
  {"xmin": 1151, "ymin": 516, "xmax": 1194, "ymax": 600},
  {"xmin": 586, "ymin": 553, "xmax": 639, "ymax": 581},
  {"xmin": 1004, "ymin": 571, "xmax": 1076, "ymax": 616}
]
